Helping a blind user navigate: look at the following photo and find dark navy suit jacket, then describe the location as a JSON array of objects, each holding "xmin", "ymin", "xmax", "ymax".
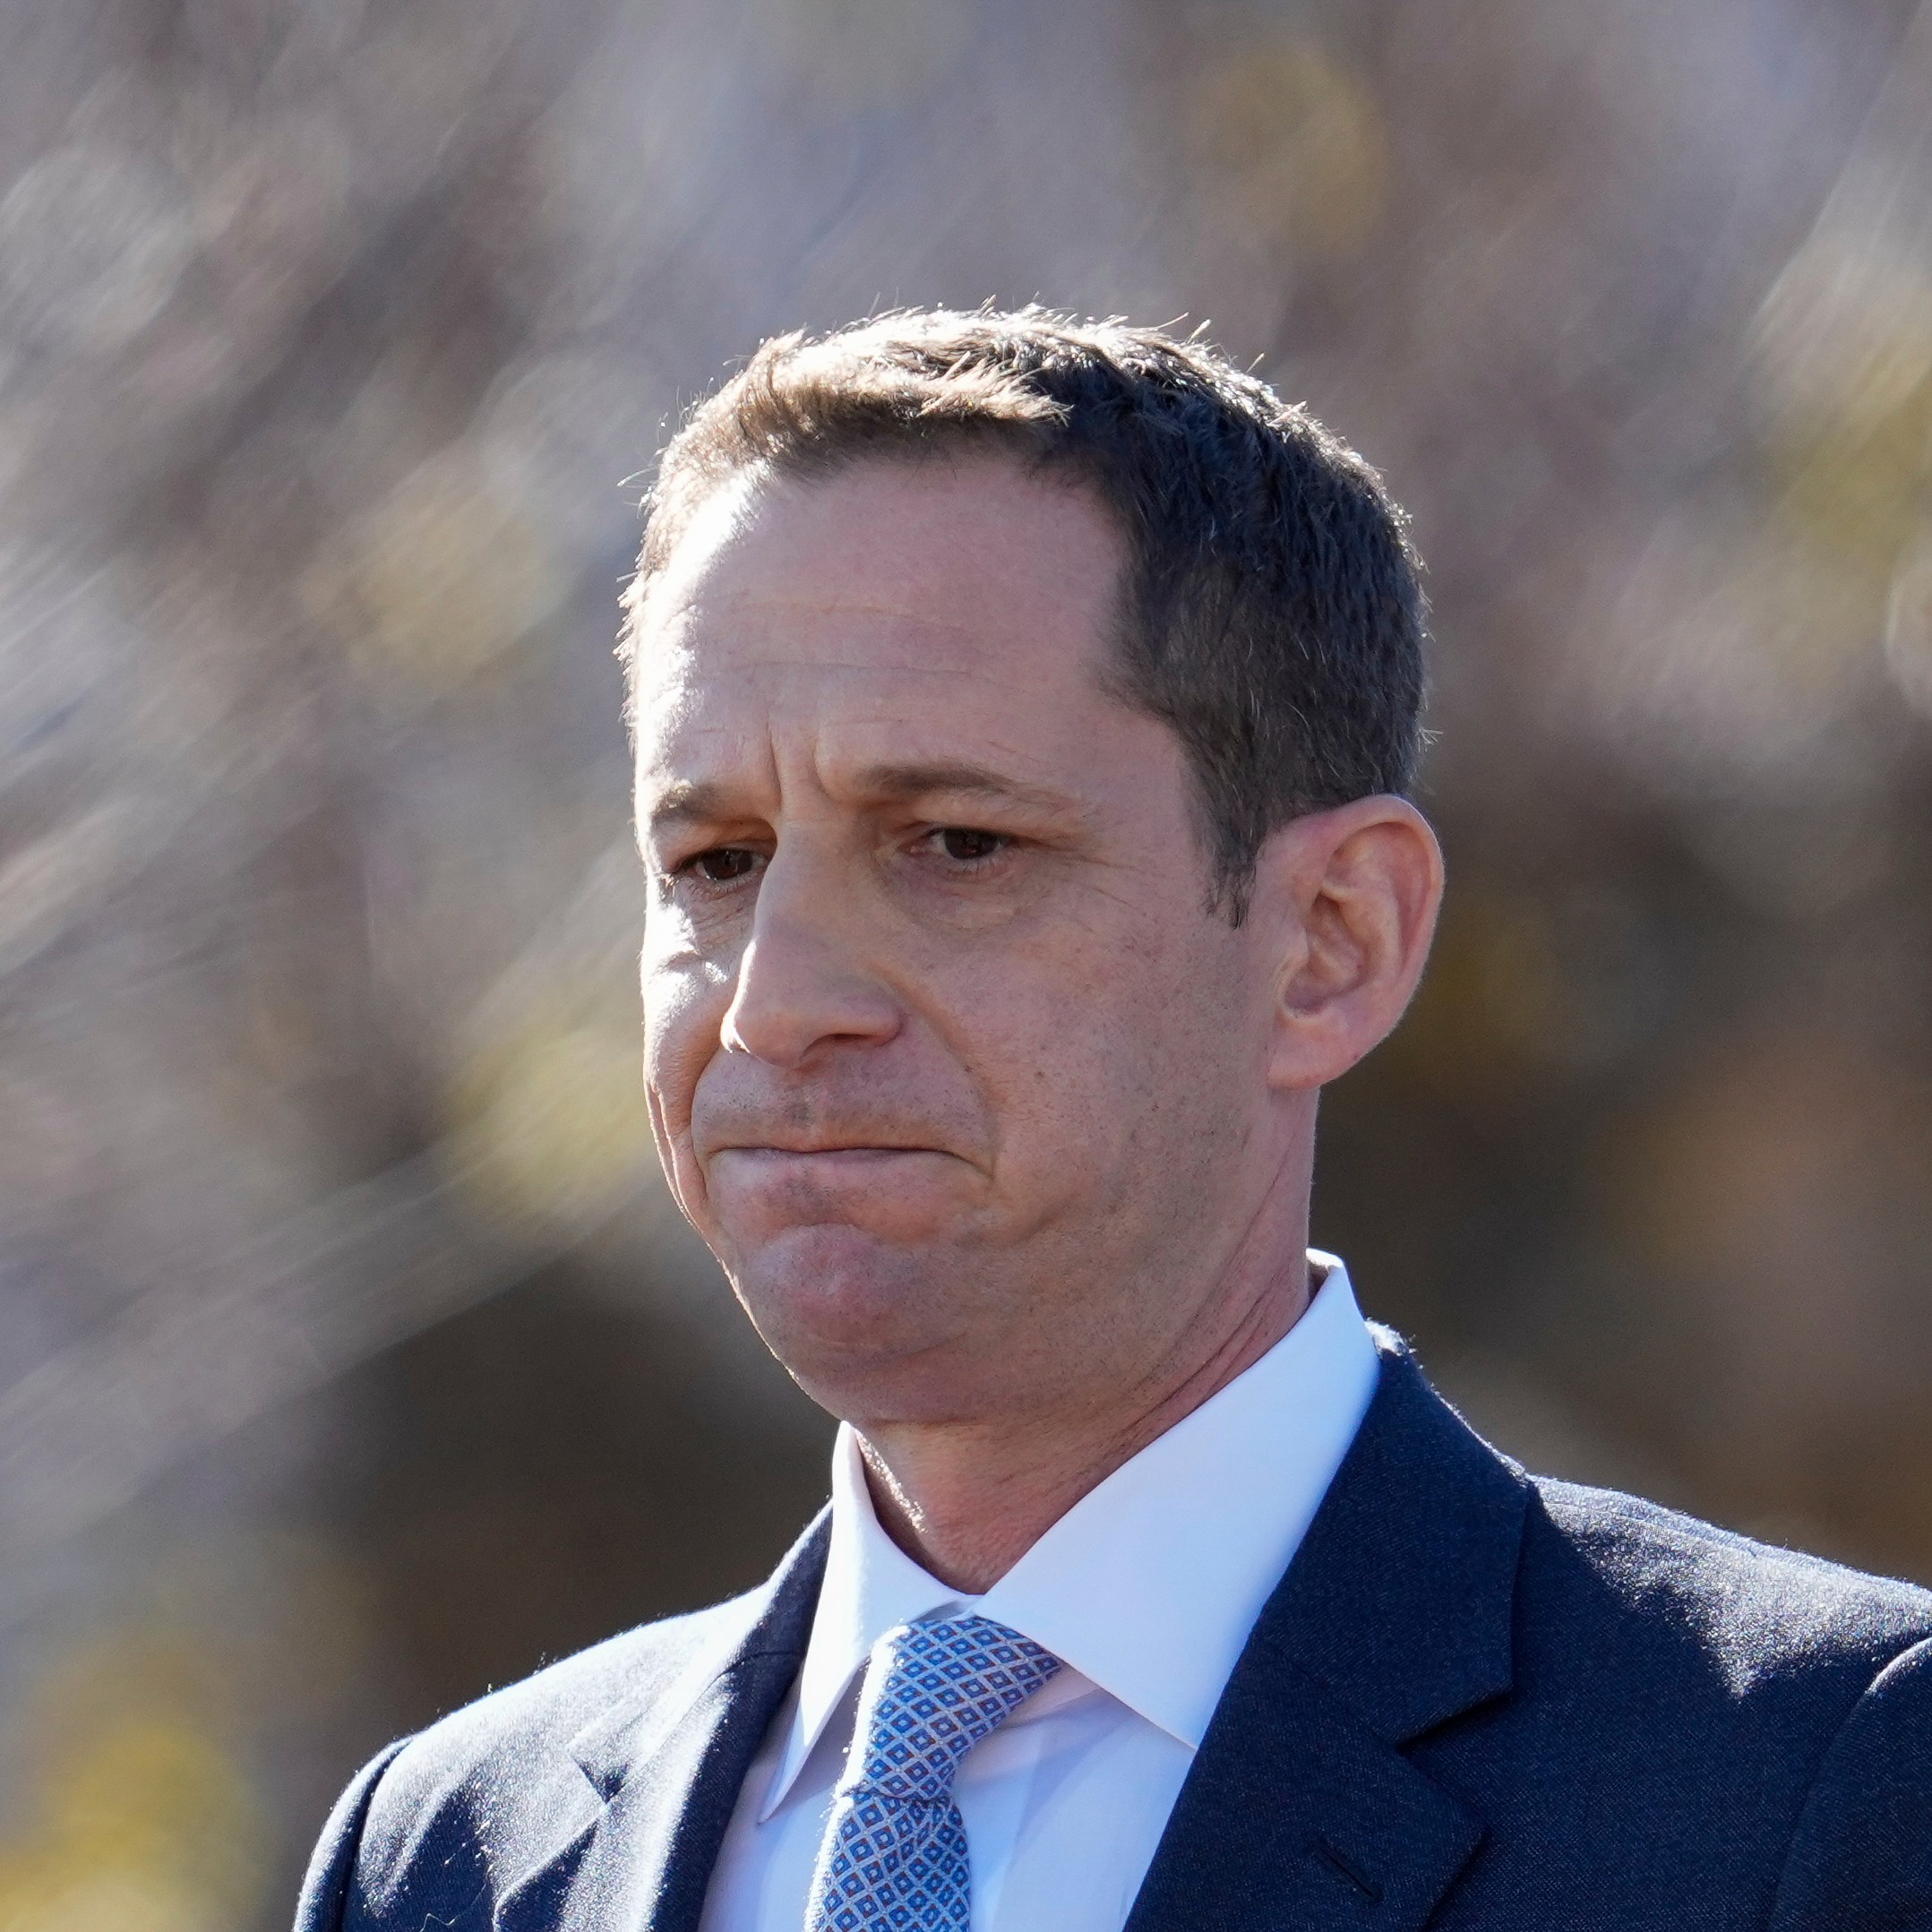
[{"xmin": 296, "ymin": 1332, "xmax": 1932, "ymax": 1929}]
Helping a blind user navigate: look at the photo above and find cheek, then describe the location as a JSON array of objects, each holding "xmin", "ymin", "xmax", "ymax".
[
  {"xmin": 977, "ymin": 917, "xmax": 1247, "ymax": 1160},
  {"xmin": 943, "ymin": 944, "xmax": 1173, "ymax": 1167},
  {"xmin": 641, "ymin": 953, "xmax": 728, "ymax": 1132}
]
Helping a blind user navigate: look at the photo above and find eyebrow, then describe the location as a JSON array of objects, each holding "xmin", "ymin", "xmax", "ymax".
[
  {"xmin": 850, "ymin": 761, "xmax": 1079, "ymax": 816},
  {"xmin": 640, "ymin": 762, "xmax": 1080, "ymax": 837},
  {"xmin": 642, "ymin": 780, "xmax": 731, "ymax": 837}
]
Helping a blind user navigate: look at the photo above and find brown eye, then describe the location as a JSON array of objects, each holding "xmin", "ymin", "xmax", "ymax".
[
  {"xmin": 693, "ymin": 847, "xmax": 760, "ymax": 882},
  {"xmin": 937, "ymin": 828, "xmax": 1005, "ymax": 862}
]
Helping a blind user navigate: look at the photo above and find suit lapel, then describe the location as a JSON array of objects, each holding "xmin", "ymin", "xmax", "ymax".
[
  {"xmin": 494, "ymin": 1513, "xmax": 829, "ymax": 1932},
  {"xmin": 1124, "ymin": 1335, "xmax": 1528, "ymax": 1932}
]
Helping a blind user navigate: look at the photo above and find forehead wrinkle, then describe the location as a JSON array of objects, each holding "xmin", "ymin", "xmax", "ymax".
[
  {"xmin": 654, "ymin": 559, "xmax": 1042, "ymax": 627},
  {"xmin": 640, "ymin": 652, "xmax": 1112, "ymax": 734},
  {"xmin": 646, "ymin": 614, "xmax": 1133, "ymax": 708},
  {"xmin": 838, "ymin": 760, "xmax": 1091, "ymax": 819},
  {"xmin": 640, "ymin": 671, "xmax": 1126, "ymax": 813},
  {"xmin": 636, "ymin": 711, "xmax": 785, "ymax": 830},
  {"xmin": 633, "ymin": 648, "xmax": 1089, "ymax": 769},
  {"xmin": 722, "ymin": 588, "xmax": 1006, "ymax": 631},
  {"xmin": 714, "ymin": 652, "xmax": 1044, "ymax": 683}
]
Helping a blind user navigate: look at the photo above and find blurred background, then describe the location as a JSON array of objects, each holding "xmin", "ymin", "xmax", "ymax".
[{"xmin": 3, "ymin": 0, "xmax": 1932, "ymax": 1921}]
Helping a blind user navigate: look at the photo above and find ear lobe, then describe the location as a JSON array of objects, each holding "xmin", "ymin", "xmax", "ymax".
[{"xmin": 1259, "ymin": 797, "xmax": 1443, "ymax": 1092}]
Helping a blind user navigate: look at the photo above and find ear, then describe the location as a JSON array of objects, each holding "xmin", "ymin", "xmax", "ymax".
[{"xmin": 1250, "ymin": 795, "xmax": 1444, "ymax": 1093}]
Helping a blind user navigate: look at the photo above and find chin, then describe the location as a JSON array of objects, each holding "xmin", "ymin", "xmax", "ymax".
[{"xmin": 727, "ymin": 1224, "xmax": 973, "ymax": 1394}]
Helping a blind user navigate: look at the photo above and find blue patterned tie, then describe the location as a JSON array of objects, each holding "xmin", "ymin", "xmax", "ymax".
[{"xmin": 804, "ymin": 1615, "xmax": 1062, "ymax": 1932}]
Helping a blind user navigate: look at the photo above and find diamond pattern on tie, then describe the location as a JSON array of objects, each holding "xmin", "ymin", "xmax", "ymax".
[{"xmin": 804, "ymin": 1615, "xmax": 1061, "ymax": 1932}]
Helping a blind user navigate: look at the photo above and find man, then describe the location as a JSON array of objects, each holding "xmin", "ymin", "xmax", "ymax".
[{"xmin": 297, "ymin": 311, "xmax": 1932, "ymax": 1931}]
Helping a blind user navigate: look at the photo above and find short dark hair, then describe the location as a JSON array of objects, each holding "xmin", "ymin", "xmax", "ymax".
[{"xmin": 623, "ymin": 308, "xmax": 1428, "ymax": 919}]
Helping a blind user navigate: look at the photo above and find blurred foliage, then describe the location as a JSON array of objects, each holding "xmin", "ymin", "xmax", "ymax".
[
  {"xmin": 0, "ymin": 1640, "xmax": 267, "ymax": 1932},
  {"xmin": 1, "ymin": 0, "xmax": 1931, "ymax": 1923}
]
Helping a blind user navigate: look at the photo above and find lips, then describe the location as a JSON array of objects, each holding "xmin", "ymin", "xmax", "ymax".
[
  {"xmin": 699, "ymin": 1118, "xmax": 959, "ymax": 1160},
  {"xmin": 709, "ymin": 1139, "xmax": 946, "ymax": 1156},
  {"xmin": 689, "ymin": 1075, "xmax": 985, "ymax": 1172}
]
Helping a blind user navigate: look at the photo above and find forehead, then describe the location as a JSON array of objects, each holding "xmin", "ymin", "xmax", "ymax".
[{"xmin": 629, "ymin": 458, "xmax": 1129, "ymax": 782}]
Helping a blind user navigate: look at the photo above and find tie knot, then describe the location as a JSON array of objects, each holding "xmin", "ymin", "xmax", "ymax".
[{"xmin": 846, "ymin": 1615, "xmax": 1061, "ymax": 1803}]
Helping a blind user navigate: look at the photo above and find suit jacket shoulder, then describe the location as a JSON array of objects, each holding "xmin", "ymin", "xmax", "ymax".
[
  {"xmin": 1526, "ymin": 1471, "xmax": 1932, "ymax": 1701},
  {"xmin": 1515, "ymin": 1468, "xmax": 1932, "ymax": 1924},
  {"xmin": 295, "ymin": 1521, "xmax": 829, "ymax": 1932},
  {"xmin": 1406, "ymin": 1462, "xmax": 1932, "ymax": 1927},
  {"xmin": 356, "ymin": 1610, "xmax": 726, "ymax": 1911}
]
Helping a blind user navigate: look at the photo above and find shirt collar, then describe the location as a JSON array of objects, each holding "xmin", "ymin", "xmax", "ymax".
[{"xmin": 760, "ymin": 1252, "xmax": 1379, "ymax": 1816}]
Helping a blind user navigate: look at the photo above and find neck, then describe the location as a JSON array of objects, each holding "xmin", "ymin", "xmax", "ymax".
[{"xmin": 854, "ymin": 1230, "xmax": 1315, "ymax": 1595}]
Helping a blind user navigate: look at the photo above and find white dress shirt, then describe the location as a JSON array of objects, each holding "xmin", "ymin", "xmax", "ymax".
[{"xmin": 699, "ymin": 1254, "xmax": 1381, "ymax": 1932}]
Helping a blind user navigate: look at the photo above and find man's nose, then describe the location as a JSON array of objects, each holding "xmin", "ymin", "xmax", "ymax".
[{"xmin": 719, "ymin": 858, "xmax": 902, "ymax": 1069}]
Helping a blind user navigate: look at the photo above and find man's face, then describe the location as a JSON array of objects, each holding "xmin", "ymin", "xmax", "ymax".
[{"xmin": 632, "ymin": 456, "xmax": 1295, "ymax": 1430}]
